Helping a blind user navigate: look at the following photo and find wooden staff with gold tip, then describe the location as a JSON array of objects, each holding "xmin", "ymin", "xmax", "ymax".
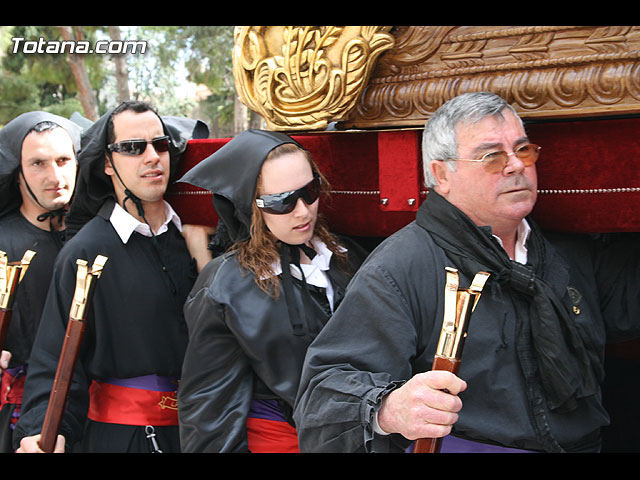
[
  {"xmin": 0, "ymin": 249, "xmax": 37, "ymax": 352},
  {"xmin": 413, "ymin": 267, "xmax": 490, "ymax": 454},
  {"xmin": 38, "ymin": 254, "xmax": 108, "ymax": 453}
]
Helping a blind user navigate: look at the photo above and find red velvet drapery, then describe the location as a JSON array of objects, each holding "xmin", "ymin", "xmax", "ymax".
[{"xmin": 167, "ymin": 117, "xmax": 640, "ymax": 236}]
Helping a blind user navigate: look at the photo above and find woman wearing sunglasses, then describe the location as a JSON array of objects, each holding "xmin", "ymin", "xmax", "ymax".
[{"xmin": 177, "ymin": 129, "xmax": 366, "ymax": 452}]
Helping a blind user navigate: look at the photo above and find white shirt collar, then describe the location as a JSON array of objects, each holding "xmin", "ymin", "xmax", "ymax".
[
  {"xmin": 271, "ymin": 237, "xmax": 343, "ymax": 312},
  {"xmin": 492, "ymin": 218, "xmax": 531, "ymax": 264},
  {"xmin": 270, "ymin": 237, "xmax": 335, "ymax": 284},
  {"xmin": 109, "ymin": 200, "xmax": 182, "ymax": 244}
]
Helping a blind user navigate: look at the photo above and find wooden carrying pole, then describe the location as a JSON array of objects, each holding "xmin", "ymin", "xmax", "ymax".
[
  {"xmin": 38, "ymin": 255, "xmax": 107, "ymax": 453},
  {"xmin": 413, "ymin": 267, "xmax": 490, "ymax": 453},
  {"xmin": 0, "ymin": 250, "xmax": 36, "ymax": 351}
]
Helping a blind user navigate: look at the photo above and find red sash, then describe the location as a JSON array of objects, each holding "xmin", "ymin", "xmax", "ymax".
[
  {"xmin": 246, "ymin": 399, "xmax": 300, "ymax": 452},
  {"xmin": 88, "ymin": 377, "xmax": 179, "ymax": 426},
  {"xmin": 1, "ymin": 367, "xmax": 25, "ymax": 407},
  {"xmin": 1, "ymin": 367, "xmax": 26, "ymax": 430},
  {"xmin": 246, "ymin": 417, "xmax": 300, "ymax": 453}
]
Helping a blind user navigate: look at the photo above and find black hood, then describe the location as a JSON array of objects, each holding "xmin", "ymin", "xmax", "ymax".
[
  {"xmin": 65, "ymin": 107, "xmax": 208, "ymax": 238},
  {"xmin": 178, "ymin": 129, "xmax": 302, "ymax": 243},
  {"xmin": 0, "ymin": 111, "xmax": 83, "ymax": 218}
]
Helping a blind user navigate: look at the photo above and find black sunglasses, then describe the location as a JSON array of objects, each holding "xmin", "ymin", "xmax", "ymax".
[
  {"xmin": 256, "ymin": 175, "xmax": 321, "ymax": 215},
  {"xmin": 107, "ymin": 136, "xmax": 170, "ymax": 156}
]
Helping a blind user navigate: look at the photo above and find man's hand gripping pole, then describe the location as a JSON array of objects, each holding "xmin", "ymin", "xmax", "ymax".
[{"xmin": 413, "ymin": 267, "xmax": 490, "ymax": 453}]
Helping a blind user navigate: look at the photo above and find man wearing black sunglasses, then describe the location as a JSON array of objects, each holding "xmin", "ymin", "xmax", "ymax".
[
  {"xmin": 294, "ymin": 92, "xmax": 640, "ymax": 453},
  {"xmin": 0, "ymin": 111, "xmax": 83, "ymax": 452},
  {"xmin": 14, "ymin": 101, "xmax": 209, "ymax": 453}
]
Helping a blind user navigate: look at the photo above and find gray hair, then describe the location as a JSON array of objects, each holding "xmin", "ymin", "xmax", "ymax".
[{"xmin": 421, "ymin": 92, "xmax": 523, "ymax": 188}]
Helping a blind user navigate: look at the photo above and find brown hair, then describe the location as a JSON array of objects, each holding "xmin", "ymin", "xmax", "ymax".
[{"xmin": 232, "ymin": 143, "xmax": 347, "ymax": 297}]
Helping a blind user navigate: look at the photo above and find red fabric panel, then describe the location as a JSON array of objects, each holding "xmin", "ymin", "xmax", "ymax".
[
  {"xmin": 297, "ymin": 131, "xmax": 418, "ymax": 236},
  {"xmin": 166, "ymin": 132, "xmax": 417, "ymax": 236},
  {"xmin": 527, "ymin": 117, "xmax": 640, "ymax": 233},
  {"xmin": 377, "ymin": 130, "xmax": 421, "ymax": 213},
  {"xmin": 167, "ymin": 117, "xmax": 640, "ymax": 236},
  {"xmin": 167, "ymin": 139, "xmax": 225, "ymax": 226}
]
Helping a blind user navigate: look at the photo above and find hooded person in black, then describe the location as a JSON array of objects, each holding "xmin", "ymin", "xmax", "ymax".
[
  {"xmin": 63, "ymin": 106, "xmax": 209, "ymax": 240},
  {"xmin": 0, "ymin": 111, "xmax": 83, "ymax": 452},
  {"xmin": 13, "ymin": 101, "xmax": 210, "ymax": 453},
  {"xmin": 177, "ymin": 129, "xmax": 367, "ymax": 452}
]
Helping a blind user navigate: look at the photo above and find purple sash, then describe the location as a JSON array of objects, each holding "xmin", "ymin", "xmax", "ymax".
[
  {"xmin": 248, "ymin": 399, "xmax": 287, "ymax": 422},
  {"xmin": 99, "ymin": 374, "xmax": 179, "ymax": 391},
  {"xmin": 410, "ymin": 435, "xmax": 535, "ymax": 453}
]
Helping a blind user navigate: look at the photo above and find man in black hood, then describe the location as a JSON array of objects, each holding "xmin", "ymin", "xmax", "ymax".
[
  {"xmin": 0, "ymin": 111, "xmax": 82, "ymax": 452},
  {"xmin": 13, "ymin": 101, "xmax": 209, "ymax": 453}
]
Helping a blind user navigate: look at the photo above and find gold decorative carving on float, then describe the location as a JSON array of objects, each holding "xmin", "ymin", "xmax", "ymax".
[
  {"xmin": 232, "ymin": 26, "xmax": 395, "ymax": 131},
  {"xmin": 346, "ymin": 26, "xmax": 640, "ymax": 128}
]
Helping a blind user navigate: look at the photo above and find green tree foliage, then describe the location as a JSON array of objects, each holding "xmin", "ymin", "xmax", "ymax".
[
  {"xmin": 136, "ymin": 26, "xmax": 236, "ymax": 127},
  {"xmin": 1, "ymin": 25, "xmax": 238, "ymax": 132},
  {"xmin": 0, "ymin": 26, "xmax": 101, "ymax": 124}
]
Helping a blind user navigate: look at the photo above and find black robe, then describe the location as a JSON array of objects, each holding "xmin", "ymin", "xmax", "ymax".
[
  {"xmin": 293, "ymin": 198, "xmax": 640, "ymax": 453},
  {"xmin": 12, "ymin": 200, "xmax": 196, "ymax": 452},
  {"xmin": 178, "ymin": 238, "xmax": 365, "ymax": 452},
  {"xmin": 0, "ymin": 212, "xmax": 64, "ymax": 366},
  {"xmin": 0, "ymin": 212, "xmax": 64, "ymax": 452}
]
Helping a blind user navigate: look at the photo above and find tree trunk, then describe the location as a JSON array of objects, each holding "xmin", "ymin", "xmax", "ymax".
[
  {"xmin": 58, "ymin": 26, "xmax": 99, "ymax": 121},
  {"xmin": 108, "ymin": 26, "xmax": 130, "ymax": 102},
  {"xmin": 233, "ymin": 95, "xmax": 248, "ymax": 135},
  {"xmin": 249, "ymin": 110, "xmax": 265, "ymax": 129}
]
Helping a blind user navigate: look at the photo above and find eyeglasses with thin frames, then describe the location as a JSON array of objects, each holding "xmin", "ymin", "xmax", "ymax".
[{"xmin": 447, "ymin": 143, "xmax": 541, "ymax": 173}]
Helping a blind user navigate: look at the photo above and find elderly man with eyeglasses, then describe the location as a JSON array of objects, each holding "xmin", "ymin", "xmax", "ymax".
[
  {"xmin": 293, "ymin": 91, "xmax": 640, "ymax": 453},
  {"xmin": 13, "ymin": 101, "xmax": 210, "ymax": 453}
]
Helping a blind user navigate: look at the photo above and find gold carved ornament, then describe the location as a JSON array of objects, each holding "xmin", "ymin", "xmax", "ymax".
[
  {"xmin": 350, "ymin": 26, "xmax": 640, "ymax": 127},
  {"xmin": 232, "ymin": 26, "xmax": 395, "ymax": 131}
]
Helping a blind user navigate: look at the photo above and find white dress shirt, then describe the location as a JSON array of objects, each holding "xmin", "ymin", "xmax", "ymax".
[
  {"xmin": 491, "ymin": 218, "xmax": 531, "ymax": 264},
  {"xmin": 109, "ymin": 200, "xmax": 182, "ymax": 244}
]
